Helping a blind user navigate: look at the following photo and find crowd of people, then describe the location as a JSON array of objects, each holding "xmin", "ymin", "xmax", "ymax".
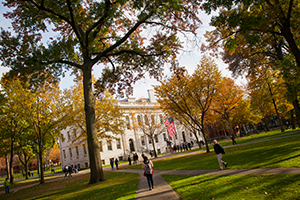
[
  {"xmin": 171, "ymin": 141, "xmax": 193, "ymax": 152},
  {"xmin": 63, "ymin": 164, "xmax": 78, "ymax": 177}
]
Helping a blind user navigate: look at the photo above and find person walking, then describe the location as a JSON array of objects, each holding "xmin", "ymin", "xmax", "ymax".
[
  {"xmin": 4, "ymin": 178, "xmax": 10, "ymax": 194},
  {"xmin": 75, "ymin": 164, "xmax": 78, "ymax": 173},
  {"xmin": 230, "ymin": 135, "xmax": 237, "ymax": 145},
  {"xmin": 110, "ymin": 159, "xmax": 114, "ymax": 170},
  {"xmin": 142, "ymin": 156, "xmax": 154, "ymax": 190},
  {"xmin": 128, "ymin": 155, "xmax": 132, "ymax": 165},
  {"xmin": 213, "ymin": 140, "xmax": 228, "ymax": 170},
  {"xmin": 115, "ymin": 158, "xmax": 119, "ymax": 170},
  {"xmin": 64, "ymin": 166, "xmax": 68, "ymax": 177},
  {"xmin": 68, "ymin": 165, "xmax": 73, "ymax": 177}
]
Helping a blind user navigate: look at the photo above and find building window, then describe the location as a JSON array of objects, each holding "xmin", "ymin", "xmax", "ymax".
[
  {"xmin": 101, "ymin": 160, "xmax": 105, "ymax": 165},
  {"xmin": 163, "ymin": 133, "xmax": 167, "ymax": 141},
  {"xmin": 190, "ymin": 133, "xmax": 193, "ymax": 137},
  {"xmin": 151, "ymin": 115, "xmax": 155, "ymax": 125},
  {"xmin": 137, "ymin": 115, "xmax": 142, "ymax": 125},
  {"xmin": 175, "ymin": 133, "xmax": 178, "ymax": 139},
  {"xmin": 144, "ymin": 115, "xmax": 149, "ymax": 125},
  {"xmin": 69, "ymin": 148, "xmax": 72, "ymax": 158},
  {"xmin": 119, "ymin": 156, "xmax": 123, "ymax": 161},
  {"xmin": 83, "ymin": 144, "xmax": 87, "ymax": 155},
  {"xmin": 76, "ymin": 146, "xmax": 79, "ymax": 157},
  {"xmin": 67, "ymin": 132, "xmax": 71, "ymax": 141},
  {"xmin": 63, "ymin": 150, "xmax": 66, "ymax": 159},
  {"xmin": 155, "ymin": 135, "xmax": 159, "ymax": 143},
  {"xmin": 107, "ymin": 140, "xmax": 112, "ymax": 151},
  {"xmin": 141, "ymin": 136, "xmax": 145, "ymax": 145},
  {"xmin": 116, "ymin": 138, "xmax": 121, "ymax": 149},
  {"xmin": 100, "ymin": 141, "xmax": 103, "ymax": 152},
  {"xmin": 149, "ymin": 136, "xmax": 152, "ymax": 144},
  {"xmin": 85, "ymin": 163, "xmax": 88, "ymax": 168},
  {"xmin": 126, "ymin": 116, "xmax": 130, "ymax": 129},
  {"xmin": 159, "ymin": 115, "xmax": 163, "ymax": 124},
  {"xmin": 157, "ymin": 149, "xmax": 161, "ymax": 154},
  {"xmin": 61, "ymin": 134, "xmax": 65, "ymax": 142}
]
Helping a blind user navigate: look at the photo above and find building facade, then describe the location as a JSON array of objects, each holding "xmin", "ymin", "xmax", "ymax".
[{"xmin": 58, "ymin": 90, "xmax": 203, "ymax": 170}]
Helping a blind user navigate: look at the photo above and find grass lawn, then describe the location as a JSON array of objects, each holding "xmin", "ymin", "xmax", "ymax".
[
  {"xmin": 123, "ymin": 132, "xmax": 300, "ymax": 170},
  {"xmin": 1, "ymin": 172, "xmax": 139, "ymax": 200},
  {"xmin": 162, "ymin": 174, "xmax": 300, "ymax": 200}
]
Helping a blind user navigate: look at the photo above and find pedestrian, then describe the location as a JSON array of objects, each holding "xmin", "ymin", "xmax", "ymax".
[
  {"xmin": 64, "ymin": 166, "xmax": 68, "ymax": 177},
  {"xmin": 135, "ymin": 153, "xmax": 139, "ymax": 164},
  {"xmin": 213, "ymin": 140, "xmax": 227, "ymax": 170},
  {"xmin": 31, "ymin": 171, "xmax": 33, "ymax": 177},
  {"xmin": 115, "ymin": 158, "xmax": 119, "ymax": 170},
  {"xmin": 110, "ymin": 159, "xmax": 114, "ymax": 170},
  {"xmin": 75, "ymin": 164, "xmax": 78, "ymax": 173},
  {"xmin": 128, "ymin": 155, "xmax": 132, "ymax": 165},
  {"xmin": 142, "ymin": 152, "xmax": 145, "ymax": 159},
  {"xmin": 230, "ymin": 135, "xmax": 237, "ymax": 145},
  {"xmin": 142, "ymin": 156, "xmax": 154, "ymax": 190},
  {"xmin": 68, "ymin": 165, "xmax": 73, "ymax": 177},
  {"xmin": 149, "ymin": 150, "xmax": 153, "ymax": 157},
  {"xmin": 4, "ymin": 178, "xmax": 10, "ymax": 194}
]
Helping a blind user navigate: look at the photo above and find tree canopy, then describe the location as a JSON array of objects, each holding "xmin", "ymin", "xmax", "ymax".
[{"xmin": 0, "ymin": 0, "xmax": 202, "ymax": 183}]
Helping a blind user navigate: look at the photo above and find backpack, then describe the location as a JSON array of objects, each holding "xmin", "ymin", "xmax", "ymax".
[{"xmin": 144, "ymin": 163, "xmax": 152, "ymax": 175}]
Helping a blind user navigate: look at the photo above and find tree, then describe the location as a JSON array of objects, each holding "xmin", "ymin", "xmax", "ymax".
[
  {"xmin": 48, "ymin": 145, "xmax": 60, "ymax": 164},
  {"xmin": 212, "ymin": 77, "xmax": 244, "ymax": 136},
  {"xmin": 16, "ymin": 141, "xmax": 34, "ymax": 180},
  {"xmin": 0, "ymin": 78, "xmax": 31, "ymax": 184},
  {"xmin": 202, "ymin": 0, "xmax": 300, "ymax": 70},
  {"xmin": 201, "ymin": 0, "xmax": 300, "ymax": 126},
  {"xmin": 129, "ymin": 104, "xmax": 165, "ymax": 158},
  {"xmin": 0, "ymin": 0, "xmax": 201, "ymax": 184},
  {"xmin": 247, "ymin": 65, "xmax": 292, "ymax": 132},
  {"xmin": 231, "ymin": 98, "xmax": 261, "ymax": 136},
  {"xmin": 155, "ymin": 57, "xmax": 222, "ymax": 152},
  {"xmin": 0, "ymin": 77, "xmax": 68, "ymax": 184}
]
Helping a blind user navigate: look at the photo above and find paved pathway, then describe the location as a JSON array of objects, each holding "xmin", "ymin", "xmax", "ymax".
[{"xmin": 1, "ymin": 132, "xmax": 300, "ymax": 199}]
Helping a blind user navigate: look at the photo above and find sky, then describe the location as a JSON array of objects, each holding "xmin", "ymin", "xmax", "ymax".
[{"xmin": 0, "ymin": 1, "xmax": 246, "ymax": 99}]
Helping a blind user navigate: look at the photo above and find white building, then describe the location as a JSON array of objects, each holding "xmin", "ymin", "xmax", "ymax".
[{"xmin": 58, "ymin": 90, "xmax": 202, "ymax": 170}]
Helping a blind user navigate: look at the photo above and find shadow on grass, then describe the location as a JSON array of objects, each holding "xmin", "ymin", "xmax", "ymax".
[
  {"xmin": 1, "ymin": 172, "xmax": 139, "ymax": 200},
  {"xmin": 162, "ymin": 173, "xmax": 300, "ymax": 200}
]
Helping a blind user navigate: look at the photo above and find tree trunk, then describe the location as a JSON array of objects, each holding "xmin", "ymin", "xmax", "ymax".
[
  {"xmin": 24, "ymin": 153, "xmax": 29, "ymax": 180},
  {"xmin": 281, "ymin": 21, "xmax": 300, "ymax": 70},
  {"xmin": 151, "ymin": 137, "xmax": 157, "ymax": 158},
  {"xmin": 39, "ymin": 144, "xmax": 44, "ymax": 184},
  {"xmin": 83, "ymin": 66, "xmax": 105, "ymax": 183},
  {"xmin": 290, "ymin": 109, "xmax": 296, "ymax": 129},
  {"xmin": 200, "ymin": 116, "xmax": 210, "ymax": 153},
  {"xmin": 5, "ymin": 155, "xmax": 10, "ymax": 180},
  {"xmin": 292, "ymin": 99, "xmax": 300, "ymax": 127},
  {"xmin": 192, "ymin": 129, "xmax": 202, "ymax": 149},
  {"xmin": 9, "ymin": 138, "xmax": 14, "ymax": 184},
  {"xmin": 262, "ymin": 117, "xmax": 270, "ymax": 132},
  {"xmin": 267, "ymin": 83, "xmax": 284, "ymax": 132}
]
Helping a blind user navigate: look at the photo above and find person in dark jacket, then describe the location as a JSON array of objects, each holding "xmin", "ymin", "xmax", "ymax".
[
  {"xmin": 213, "ymin": 140, "xmax": 228, "ymax": 170},
  {"xmin": 115, "ymin": 158, "xmax": 119, "ymax": 170},
  {"xmin": 128, "ymin": 155, "xmax": 132, "ymax": 165}
]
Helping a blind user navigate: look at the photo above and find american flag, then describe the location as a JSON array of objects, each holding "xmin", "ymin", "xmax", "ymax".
[{"xmin": 165, "ymin": 118, "xmax": 176, "ymax": 137}]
